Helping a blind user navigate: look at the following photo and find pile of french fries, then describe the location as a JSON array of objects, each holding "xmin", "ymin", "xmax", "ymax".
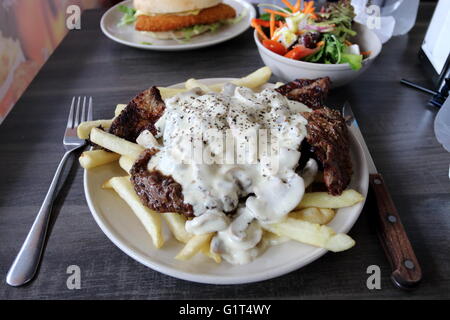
[{"xmin": 78, "ymin": 67, "xmax": 364, "ymax": 264}]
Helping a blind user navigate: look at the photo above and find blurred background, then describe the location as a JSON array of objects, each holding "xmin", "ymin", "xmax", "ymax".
[{"xmin": 0, "ymin": 0, "xmax": 118, "ymax": 122}]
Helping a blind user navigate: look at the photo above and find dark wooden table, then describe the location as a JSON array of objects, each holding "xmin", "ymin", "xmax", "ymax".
[{"xmin": 1, "ymin": 2, "xmax": 448, "ymax": 300}]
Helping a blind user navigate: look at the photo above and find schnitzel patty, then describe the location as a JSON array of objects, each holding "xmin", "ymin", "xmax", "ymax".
[{"xmin": 135, "ymin": 3, "xmax": 236, "ymax": 32}]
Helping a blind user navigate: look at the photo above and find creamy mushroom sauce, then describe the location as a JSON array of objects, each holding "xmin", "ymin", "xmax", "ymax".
[{"xmin": 144, "ymin": 84, "xmax": 313, "ymax": 264}]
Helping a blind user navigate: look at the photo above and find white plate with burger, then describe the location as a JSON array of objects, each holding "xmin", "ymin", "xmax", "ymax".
[
  {"xmin": 100, "ymin": 0, "xmax": 256, "ymax": 51},
  {"xmin": 82, "ymin": 71, "xmax": 369, "ymax": 284}
]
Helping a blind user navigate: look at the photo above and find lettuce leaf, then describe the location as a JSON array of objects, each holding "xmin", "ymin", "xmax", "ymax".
[
  {"xmin": 117, "ymin": 5, "xmax": 136, "ymax": 26},
  {"xmin": 304, "ymin": 34, "xmax": 362, "ymax": 70},
  {"xmin": 181, "ymin": 22, "xmax": 223, "ymax": 41},
  {"xmin": 225, "ymin": 9, "xmax": 248, "ymax": 25},
  {"xmin": 340, "ymin": 53, "xmax": 363, "ymax": 70}
]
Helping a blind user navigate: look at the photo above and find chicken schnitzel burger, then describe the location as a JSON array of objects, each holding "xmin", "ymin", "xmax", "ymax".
[{"xmin": 133, "ymin": 0, "xmax": 237, "ymax": 39}]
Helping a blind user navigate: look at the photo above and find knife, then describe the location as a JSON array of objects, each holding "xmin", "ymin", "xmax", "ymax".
[{"xmin": 343, "ymin": 102, "xmax": 422, "ymax": 290}]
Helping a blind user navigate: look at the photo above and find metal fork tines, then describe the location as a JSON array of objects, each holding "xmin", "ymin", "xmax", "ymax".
[
  {"xmin": 65, "ymin": 96, "xmax": 93, "ymax": 146},
  {"xmin": 6, "ymin": 96, "xmax": 92, "ymax": 287}
]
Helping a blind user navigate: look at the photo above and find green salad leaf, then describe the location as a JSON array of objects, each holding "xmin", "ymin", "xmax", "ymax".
[
  {"xmin": 305, "ymin": 34, "xmax": 362, "ymax": 70},
  {"xmin": 259, "ymin": 12, "xmax": 286, "ymax": 22},
  {"xmin": 117, "ymin": 5, "xmax": 137, "ymax": 26},
  {"xmin": 225, "ymin": 8, "xmax": 248, "ymax": 25},
  {"xmin": 318, "ymin": 0, "xmax": 356, "ymax": 41},
  {"xmin": 181, "ymin": 22, "xmax": 222, "ymax": 41},
  {"xmin": 341, "ymin": 53, "xmax": 363, "ymax": 70}
]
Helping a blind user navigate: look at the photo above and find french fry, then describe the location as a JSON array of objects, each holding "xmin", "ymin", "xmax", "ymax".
[
  {"xmin": 274, "ymin": 82, "xmax": 285, "ymax": 88},
  {"xmin": 201, "ymin": 242, "xmax": 222, "ymax": 264},
  {"xmin": 77, "ymin": 119, "xmax": 114, "ymax": 139},
  {"xmin": 175, "ymin": 233, "xmax": 213, "ymax": 261},
  {"xmin": 162, "ymin": 212, "xmax": 221, "ymax": 263},
  {"xmin": 297, "ymin": 190, "xmax": 364, "ymax": 209},
  {"xmin": 289, "ymin": 208, "xmax": 336, "ymax": 225},
  {"xmin": 262, "ymin": 230, "xmax": 289, "ymax": 246},
  {"xmin": 119, "ymin": 156, "xmax": 134, "ymax": 174},
  {"xmin": 102, "ymin": 179, "xmax": 113, "ymax": 189},
  {"xmin": 209, "ymin": 66, "xmax": 272, "ymax": 91},
  {"xmin": 136, "ymin": 130, "xmax": 160, "ymax": 149},
  {"xmin": 161, "ymin": 212, "xmax": 193, "ymax": 244},
  {"xmin": 79, "ymin": 150, "xmax": 120, "ymax": 169},
  {"xmin": 158, "ymin": 67, "xmax": 273, "ymax": 99},
  {"xmin": 114, "ymin": 104, "xmax": 127, "ymax": 117},
  {"xmin": 90, "ymin": 128, "xmax": 144, "ymax": 160},
  {"xmin": 185, "ymin": 78, "xmax": 213, "ymax": 92},
  {"xmin": 108, "ymin": 176, "xmax": 164, "ymax": 248},
  {"xmin": 262, "ymin": 218, "xmax": 355, "ymax": 252},
  {"xmin": 157, "ymin": 87, "xmax": 189, "ymax": 99},
  {"xmin": 230, "ymin": 66, "xmax": 272, "ymax": 89}
]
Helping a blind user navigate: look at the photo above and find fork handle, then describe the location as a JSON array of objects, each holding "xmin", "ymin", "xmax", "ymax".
[
  {"xmin": 6, "ymin": 150, "xmax": 76, "ymax": 287},
  {"xmin": 369, "ymin": 173, "xmax": 422, "ymax": 290}
]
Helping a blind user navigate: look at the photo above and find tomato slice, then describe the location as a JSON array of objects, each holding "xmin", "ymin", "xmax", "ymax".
[
  {"xmin": 252, "ymin": 19, "xmax": 271, "ymax": 28},
  {"xmin": 263, "ymin": 40, "xmax": 287, "ymax": 56},
  {"xmin": 284, "ymin": 45, "xmax": 319, "ymax": 60}
]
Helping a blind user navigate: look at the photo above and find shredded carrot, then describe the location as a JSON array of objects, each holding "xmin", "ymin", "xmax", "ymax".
[
  {"xmin": 345, "ymin": 40, "xmax": 353, "ymax": 46},
  {"xmin": 281, "ymin": 0, "xmax": 295, "ymax": 12},
  {"xmin": 270, "ymin": 13, "xmax": 275, "ymax": 39},
  {"xmin": 303, "ymin": 1, "xmax": 312, "ymax": 12},
  {"xmin": 264, "ymin": 9, "xmax": 290, "ymax": 18},
  {"xmin": 251, "ymin": 20, "xmax": 269, "ymax": 41},
  {"xmin": 302, "ymin": 1, "xmax": 316, "ymax": 15},
  {"xmin": 293, "ymin": 0, "xmax": 301, "ymax": 13},
  {"xmin": 361, "ymin": 51, "xmax": 372, "ymax": 56},
  {"xmin": 273, "ymin": 34, "xmax": 281, "ymax": 42},
  {"xmin": 316, "ymin": 41, "xmax": 325, "ymax": 47}
]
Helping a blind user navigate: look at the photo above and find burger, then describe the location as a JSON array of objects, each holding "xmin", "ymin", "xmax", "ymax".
[{"xmin": 131, "ymin": 0, "xmax": 237, "ymax": 40}]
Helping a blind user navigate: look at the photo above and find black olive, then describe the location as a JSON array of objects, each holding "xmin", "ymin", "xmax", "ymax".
[{"xmin": 298, "ymin": 32, "xmax": 321, "ymax": 49}]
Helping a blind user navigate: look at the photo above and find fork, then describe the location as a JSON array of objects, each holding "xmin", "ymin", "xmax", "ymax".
[{"xmin": 6, "ymin": 96, "xmax": 92, "ymax": 287}]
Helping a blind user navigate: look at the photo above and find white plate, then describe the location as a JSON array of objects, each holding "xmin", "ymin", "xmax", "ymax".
[
  {"xmin": 84, "ymin": 79, "xmax": 369, "ymax": 284},
  {"xmin": 100, "ymin": 0, "xmax": 256, "ymax": 51}
]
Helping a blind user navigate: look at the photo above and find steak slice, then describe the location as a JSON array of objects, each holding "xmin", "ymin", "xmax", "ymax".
[
  {"xmin": 301, "ymin": 107, "xmax": 352, "ymax": 195},
  {"xmin": 109, "ymin": 86, "xmax": 165, "ymax": 142},
  {"xmin": 130, "ymin": 149, "xmax": 194, "ymax": 217},
  {"xmin": 276, "ymin": 77, "xmax": 331, "ymax": 110}
]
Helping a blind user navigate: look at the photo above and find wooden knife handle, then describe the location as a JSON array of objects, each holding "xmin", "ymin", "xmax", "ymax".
[{"xmin": 369, "ymin": 173, "xmax": 422, "ymax": 289}]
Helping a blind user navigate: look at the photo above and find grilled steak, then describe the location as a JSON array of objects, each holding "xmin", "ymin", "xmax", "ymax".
[
  {"xmin": 276, "ymin": 77, "xmax": 331, "ymax": 109},
  {"xmin": 109, "ymin": 87, "xmax": 193, "ymax": 216},
  {"xmin": 111, "ymin": 82, "xmax": 349, "ymax": 215},
  {"xmin": 109, "ymin": 86, "xmax": 165, "ymax": 142},
  {"xmin": 301, "ymin": 107, "xmax": 352, "ymax": 195},
  {"xmin": 130, "ymin": 149, "xmax": 194, "ymax": 217}
]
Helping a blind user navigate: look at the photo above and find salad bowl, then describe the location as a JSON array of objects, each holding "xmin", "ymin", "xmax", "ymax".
[{"xmin": 254, "ymin": 22, "xmax": 382, "ymax": 87}]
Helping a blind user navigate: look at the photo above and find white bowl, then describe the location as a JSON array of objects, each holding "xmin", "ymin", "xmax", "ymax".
[{"xmin": 254, "ymin": 23, "xmax": 382, "ymax": 87}]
